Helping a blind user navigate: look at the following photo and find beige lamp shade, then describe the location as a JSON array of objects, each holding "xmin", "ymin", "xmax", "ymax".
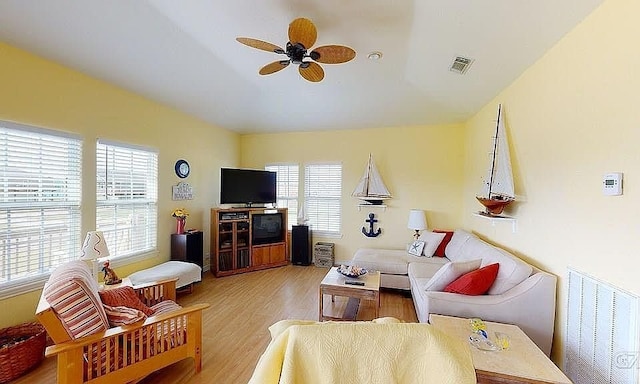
[
  {"xmin": 407, "ymin": 209, "xmax": 427, "ymax": 239},
  {"xmin": 80, "ymin": 231, "xmax": 110, "ymax": 260}
]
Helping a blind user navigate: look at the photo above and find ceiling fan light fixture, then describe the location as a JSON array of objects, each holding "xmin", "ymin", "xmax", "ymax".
[
  {"xmin": 367, "ymin": 51, "xmax": 383, "ymax": 61},
  {"xmin": 237, "ymin": 18, "xmax": 356, "ymax": 82}
]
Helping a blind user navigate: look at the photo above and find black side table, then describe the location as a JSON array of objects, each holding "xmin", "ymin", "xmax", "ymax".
[{"xmin": 171, "ymin": 231, "xmax": 203, "ymax": 268}]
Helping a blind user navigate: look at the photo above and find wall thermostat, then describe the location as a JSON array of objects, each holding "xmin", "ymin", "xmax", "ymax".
[{"xmin": 603, "ymin": 172, "xmax": 623, "ymax": 196}]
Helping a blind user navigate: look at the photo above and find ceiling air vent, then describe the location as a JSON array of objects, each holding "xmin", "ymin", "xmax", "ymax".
[{"xmin": 450, "ymin": 56, "xmax": 474, "ymax": 74}]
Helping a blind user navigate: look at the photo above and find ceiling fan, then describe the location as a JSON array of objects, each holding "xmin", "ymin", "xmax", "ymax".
[{"xmin": 236, "ymin": 18, "xmax": 356, "ymax": 82}]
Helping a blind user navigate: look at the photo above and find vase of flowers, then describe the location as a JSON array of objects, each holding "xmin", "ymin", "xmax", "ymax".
[{"xmin": 172, "ymin": 208, "xmax": 189, "ymax": 234}]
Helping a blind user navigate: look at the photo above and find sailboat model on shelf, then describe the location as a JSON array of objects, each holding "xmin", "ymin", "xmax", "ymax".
[
  {"xmin": 476, "ymin": 104, "xmax": 515, "ymax": 216},
  {"xmin": 352, "ymin": 154, "xmax": 392, "ymax": 205}
]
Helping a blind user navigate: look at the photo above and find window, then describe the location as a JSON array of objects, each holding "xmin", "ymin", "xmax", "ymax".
[
  {"xmin": 0, "ymin": 121, "xmax": 82, "ymax": 294},
  {"xmin": 265, "ymin": 164, "xmax": 298, "ymax": 228},
  {"xmin": 96, "ymin": 140, "xmax": 157, "ymax": 260},
  {"xmin": 304, "ymin": 163, "xmax": 342, "ymax": 236}
]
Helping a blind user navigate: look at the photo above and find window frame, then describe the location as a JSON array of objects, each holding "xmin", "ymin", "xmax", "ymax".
[
  {"xmin": 0, "ymin": 120, "xmax": 82, "ymax": 299},
  {"xmin": 304, "ymin": 162, "xmax": 343, "ymax": 238},
  {"xmin": 96, "ymin": 139, "xmax": 158, "ymax": 265},
  {"xmin": 265, "ymin": 163, "xmax": 299, "ymax": 229}
]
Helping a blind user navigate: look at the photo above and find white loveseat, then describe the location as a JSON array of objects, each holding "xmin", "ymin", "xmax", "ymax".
[{"xmin": 351, "ymin": 229, "xmax": 557, "ymax": 355}]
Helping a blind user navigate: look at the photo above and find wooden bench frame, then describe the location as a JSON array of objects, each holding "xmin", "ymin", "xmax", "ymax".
[{"xmin": 36, "ymin": 279, "xmax": 209, "ymax": 384}]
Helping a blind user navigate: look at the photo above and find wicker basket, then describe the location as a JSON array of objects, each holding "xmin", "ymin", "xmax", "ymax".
[
  {"xmin": 314, "ymin": 242, "xmax": 335, "ymax": 268},
  {"xmin": 0, "ymin": 322, "xmax": 46, "ymax": 383}
]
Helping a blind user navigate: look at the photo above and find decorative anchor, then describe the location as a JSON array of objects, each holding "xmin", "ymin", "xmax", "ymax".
[{"xmin": 361, "ymin": 212, "xmax": 382, "ymax": 238}]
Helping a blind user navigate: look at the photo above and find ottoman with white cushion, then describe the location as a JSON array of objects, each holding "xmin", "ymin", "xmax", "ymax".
[{"xmin": 128, "ymin": 261, "xmax": 202, "ymax": 290}]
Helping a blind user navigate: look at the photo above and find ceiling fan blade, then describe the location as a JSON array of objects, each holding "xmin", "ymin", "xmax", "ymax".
[
  {"xmin": 236, "ymin": 37, "xmax": 284, "ymax": 54},
  {"xmin": 311, "ymin": 45, "xmax": 356, "ymax": 64},
  {"xmin": 259, "ymin": 60, "xmax": 290, "ymax": 75},
  {"xmin": 288, "ymin": 18, "xmax": 317, "ymax": 49},
  {"xmin": 299, "ymin": 62, "xmax": 324, "ymax": 82}
]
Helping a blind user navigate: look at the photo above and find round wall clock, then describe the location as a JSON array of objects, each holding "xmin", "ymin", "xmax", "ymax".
[{"xmin": 175, "ymin": 159, "xmax": 190, "ymax": 178}]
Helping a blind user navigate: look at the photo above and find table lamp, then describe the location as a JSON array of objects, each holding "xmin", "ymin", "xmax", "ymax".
[
  {"xmin": 407, "ymin": 209, "xmax": 427, "ymax": 240},
  {"xmin": 80, "ymin": 231, "xmax": 110, "ymax": 280}
]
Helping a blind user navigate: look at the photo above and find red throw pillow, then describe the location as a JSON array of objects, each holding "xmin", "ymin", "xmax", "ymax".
[
  {"xmin": 433, "ymin": 230, "xmax": 454, "ymax": 257},
  {"xmin": 444, "ymin": 263, "xmax": 500, "ymax": 295},
  {"xmin": 99, "ymin": 286, "xmax": 154, "ymax": 316}
]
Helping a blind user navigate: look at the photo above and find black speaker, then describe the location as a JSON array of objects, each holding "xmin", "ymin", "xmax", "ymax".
[
  {"xmin": 291, "ymin": 225, "xmax": 311, "ymax": 265},
  {"xmin": 171, "ymin": 231, "xmax": 204, "ymax": 268}
]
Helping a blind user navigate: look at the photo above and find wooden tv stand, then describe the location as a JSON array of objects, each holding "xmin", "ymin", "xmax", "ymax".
[{"xmin": 210, "ymin": 207, "xmax": 288, "ymax": 277}]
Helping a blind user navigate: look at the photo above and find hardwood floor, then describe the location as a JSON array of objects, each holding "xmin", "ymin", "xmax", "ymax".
[{"xmin": 14, "ymin": 265, "xmax": 418, "ymax": 384}]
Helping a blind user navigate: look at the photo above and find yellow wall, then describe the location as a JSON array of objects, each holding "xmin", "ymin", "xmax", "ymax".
[
  {"xmin": 0, "ymin": 43, "xmax": 240, "ymax": 328},
  {"xmin": 463, "ymin": 0, "xmax": 639, "ymax": 363},
  {"xmin": 4, "ymin": 0, "xmax": 637, "ymax": 368},
  {"xmin": 240, "ymin": 124, "xmax": 466, "ymax": 262}
]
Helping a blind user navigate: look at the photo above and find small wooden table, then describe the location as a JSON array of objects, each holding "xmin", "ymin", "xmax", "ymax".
[
  {"xmin": 319, "ymin": 267, "xmax": 380, "ymax": 321},
  {"xmin": 429, "ymin": 314, "xmax": 572, "ymax": 384},
  {"xmin": 99, "ymin": 277, "xmax": 132, "ymax": 290}
]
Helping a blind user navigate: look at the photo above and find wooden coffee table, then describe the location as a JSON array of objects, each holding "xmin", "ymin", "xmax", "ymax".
[
  {"xmin": 319, "ymin": 267, "xmax": 380, "ymax": 321},
  {"xmin": 429, "ymin": 314, "xmax": 572, "ymax": 384}
]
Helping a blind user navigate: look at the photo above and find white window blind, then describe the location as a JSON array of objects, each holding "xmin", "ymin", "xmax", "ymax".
[
  {"xmin": 96, "ymin": 140, "xmax": 157, "ymax": 259},
  {"xmin": 304, "ymin": 163, "xmax": 342, "ymax": 236},
  {"xmin": 266, "ymin": 164, "xmax": 298, "ymax": 228},
  {"xmin": 0, "ymin": 121, "xmax": 82, "ymax": 293}
]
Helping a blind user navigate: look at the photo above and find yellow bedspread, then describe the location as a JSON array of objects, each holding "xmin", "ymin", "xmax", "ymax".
[{"xmin": 248, "ymin": 318, "xmax": 476, "ymax": 384}]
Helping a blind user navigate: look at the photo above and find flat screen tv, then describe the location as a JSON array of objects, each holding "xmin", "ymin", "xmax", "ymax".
[
  {"xmin": 252, "ymin": 212, "xmax": 284, "ymax": 245},
  {"xmin": 220, "ymin": 168, "xmax": 277, "ymax": 206}
]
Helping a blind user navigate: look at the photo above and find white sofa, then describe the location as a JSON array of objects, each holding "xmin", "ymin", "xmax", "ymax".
[
  {"xmin": 352, "ymin": 248, "xmax": 448, "ymax": 290},
  {"xmin": 351, "ymin": 229, "xmax": 557, "ymax": 356}
]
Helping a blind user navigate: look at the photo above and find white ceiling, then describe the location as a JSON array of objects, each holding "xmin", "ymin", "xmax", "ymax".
[{"xmin": 0, "ymin": 0, "xmax": 603, "ymax": 134}]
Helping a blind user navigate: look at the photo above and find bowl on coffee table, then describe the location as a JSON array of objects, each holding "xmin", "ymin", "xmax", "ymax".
[{"xmin": 337, "ymin": 265, "xmax": 367, "ymax": 278}]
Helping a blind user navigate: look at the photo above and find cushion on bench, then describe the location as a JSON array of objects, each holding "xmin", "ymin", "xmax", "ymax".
[
  {"xmin": 128, "ymin": 261, "xmax": 201, "ymax": 289},
  {"xmin": 43, "ymin": 260, "xmax": 109, "ymax": 339}
]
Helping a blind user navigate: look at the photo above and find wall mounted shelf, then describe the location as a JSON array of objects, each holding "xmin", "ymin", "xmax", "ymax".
[
  {"xmin": 358, "ymin": 204, "xmax": 387, "ymax": 211},
  {"xmin": 473, "ymin": 212, "xmax": 517, "ymax": 233}
]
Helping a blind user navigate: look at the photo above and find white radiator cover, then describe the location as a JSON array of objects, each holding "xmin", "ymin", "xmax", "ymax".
[{"xmin": 566, "ymin": 268, "xmax": 639, "ymax": 384}]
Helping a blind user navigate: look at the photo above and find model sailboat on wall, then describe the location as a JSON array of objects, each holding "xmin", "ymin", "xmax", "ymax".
[
  {"xmin": 352, "ymin": 154, "xmax": 392, "ymax": 205},
  {"xmin": 476, "ymin": 104, "xmax": 515, "ymax": 216}
]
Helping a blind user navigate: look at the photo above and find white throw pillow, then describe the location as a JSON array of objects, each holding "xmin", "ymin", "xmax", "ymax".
[
  {"xmin": 424, "ymin": 259, "xmax": 482, "ymax": 291},
  {"xmin": 418, "ymin": 231, "xmax": 447, "ymax": 257},
  {"xmin": 408, "ymin": 240, "xmax": 426, "ymax": 256}
]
